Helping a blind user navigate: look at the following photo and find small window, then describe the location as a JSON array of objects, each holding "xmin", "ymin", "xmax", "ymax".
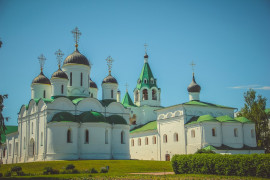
[
  {"xmin": 143, "ymin": 89, "xmax": 148, "ymax": 100},
  {"xmin": 135, "ymin": 90, "xmax": 139, "ymax": 102},
  {"xmin": 70, "ymin": 72, "xmax": 72, "ymax": 86},
  {"xmin": 43, "ymin": 90, "xmax": 46, "ymax": 98},
  {"xmin": 61, "ymin": 85, "xmax": 64, "ymax": 94},
  {"xmin": 212, "ymin": 128, "xmax": 216, "ymax": 137},
  {"xmin": 8, "ymin": 144, "xmax": 11, "ymax": 155},
  {"xmin": 131, "ymin": 139, "xmax": 134, "ymax": 146},
  {"xmin": 138, "ymin": 138, "xmax": 141, "ymax": 146},
  {"xmin": 152, "ymin": 89, "xmax": 157, "ymax": 100},
  {"xmin": 67, "ymin": 129, "xmax": 72, "ymax": 143},
  {"xmin": 234, "ymin": 128, "xmax": 238, "ymax": 137},
  {"xmin": 151, "ymin": 78, "xmax": 154, "ymax": 84},
  {"xmin": 174, "ymin": 133, "xmax": 178, "ymax": 142},
  {"xmin": 24, "ymin": 137, "xmax": 26, "ymax": 149},
  {"xmin": 152, "ymin": 136, "xmax": 157, "ymax": 144},
  {"xmin": 163, "ymin": 134, "xmax": 167, "ymax": 143},
  {"xmin": 145, "ymin": 137, "xmax": 148, "ymax": 145},
  {"xmin": 40, "ymin": 132, "xmax": 43, "ymax": 146},
  {"xmin": 105, "ymin": 129, "xmax": 108, "ymax": 144},
  {"xmin": 80, "ymin": 72, "xmax": 83, "ymax": 86},
  {"xmin": 191, "ymin": 130, "xmax": 195, "ymax": 138},
  {"xmin": 121, "ymin": 131, "xmax": 125, "ymax": 144},
  {"xmin": 3, "ymin": 148, "xmax": 5, "ymax": 157},
  {"xmin": 32, "ymin": 122, "xmax": 34, "ymax": 134},
  {"xmin": 15, "ymin": 142, "xmax": 18, "ymax": 155},
  {"xmin": 251, "ymin": 129, "xmax": 255, "ymax": 138},
  {"xmin": 111, "ymin": 90, "xmax": 113, "ymax": 98},
  {"xmin": 144, "ymin": 79, "xmax": 147, "ymax": 84},
  {"xmin": 90, "ymin": 93, "xmax": 93, "ymax": 98},
  {"xmin": 85, "ymin": 130, "xmax": 89, "ymax": 144}
]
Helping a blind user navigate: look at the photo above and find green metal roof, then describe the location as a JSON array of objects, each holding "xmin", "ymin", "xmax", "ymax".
[
  {"xmin": 136, "ymin": 62, "xmax": 157, "ymax": 90},
  {"xmin": 121, "ymin": 91, "xmax": 136, "ymax": 107},
  {"xmin": 130, "ymin": 121, "xmax": 157, "ymax": 134},
  {"xmin": 234, "ymin": 117, "xmax": 253, "ymax": 123},
  {"xmin": 183, "ymin": 100, "xmax": 235, "ymax": 109},
  {"xmin": 1, "ymin": 126, "xmax": 18, "ymax": 143},
  {"xmin": 79, "ymin": 111, "xmax": 107, "ymax": 123},
  {"xmin": 34, "ymin": 98, "xmax": 54, "ymax": 104},
  {"xmin": 197, "ymin": 114, "xmax": 218, "ymax": 123},
  {"xmin": 72, "ymin": 98, "xmax": 84, "ymax": 105},
  {"xmin": 106, "ymin": 115, "xmax": 127, "ymax": 125},
  {"xmin": 216, "ymin": 115, "xmax": 238, "ymax": 123},
  {"xmin": 51, "ymin": 112, "xmax": 76, "ymax": 122}
]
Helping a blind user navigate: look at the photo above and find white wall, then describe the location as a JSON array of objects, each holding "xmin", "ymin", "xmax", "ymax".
[{"xmin": 31, "ymin": 84, "xmax": 52, "ymax": 99}]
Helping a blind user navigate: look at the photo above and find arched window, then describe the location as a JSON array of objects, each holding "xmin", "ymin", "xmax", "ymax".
[
  {"xmin": 152, "ymin": 136, "xmax": 157, "ymax": 144},
  {"xmin": 8, "ymin": 144, "xmax": 11, "ymax": 155},
  {"xmin": 28, "ymin": 139, "xmax": 34, "ymax": 157},
  {"xmin": 121, "ymin": 131, "xmax": 125, "ymax": 144},
  {"xmin": 131, "ymin": 139, "xmax": 134, "ymax": 146},
  {"xmin": 191, "ymin": 130, "xmax": 195, "ymax": 138},
  {"xmin": 138, "ymin": 138, "xmax": 141, "ymax": 146},
  {"xmin": 90, "ymin": 93, "xmax": 93, "ymax": 98},
  {"xmin": 143, "ymin": 89, "xmax": 148, "ymax": 100},
  {"xmin": 251, "ymin": 129, "xmax": 255, "ymax": 138},
  {"xmin": 43, "ymin": 90, "xmax": 46, "ymax": 98},
  {"xmin": 24, "ymin": 137, "xmax": 26, "ymax": 149},
  {"xmin": 111, "ymin": 90, "xmax": 113, "ymax": 98},
  {"xmin": 40, "ymin": 132, "xmax": 43, "ymax": 146},
  {"xmin": 67, "ymin": 129, "xmax": 72, "ymax": 143},
  {"xmin": 212, "ymin": 128, "xmax": 216, "ymax": 137},
  {"xmin": 163, "ymin": 134, "xmax": 167, "ymax": 143},
  {"xmin": 135, "ymin": 90, "xmax": 139, "ymax": 102},
  {"xmin": 70, "ymin": 72, "xmax": 72, "ymax": 86},
  {"xmin": 31, "ymin": 122, "xmax": 34, "ymax": 134},
  {"xmin": 152, "ymin": 89, "xmax": 157, "ymax": 100},
  {"xmin": 85, "ymin": 130, "xmax": 89, "ymax": 144},
  {"xmin": 174, "ymin": 133, "xmax": 178, "ymax": 142},
  {"xmin": 105, "ymin": 129, "xmax": 108, "ymax": 144},
  {"xmin": 145, "ymin": 137, "xmax": 148, "ymax": 145},
  {"xmin": 234, "ymin": 128, "xmax": 238, "ymax": 137},
  {"xmin": 3, "ymin": 148, "xmax": 5, "ymax": 157},
  {"xmin": 80, "ymin": 72, "xmax": 83, "ymax": 86},
  {"xmin": 15, "ymin": 142, "xmax": 18, "ymax": 155},
  {"xmin": 61, "ymin": 85, "xmax": 64, "ymax": 94},
  {"xmin": 144, "ymin": 79, "xmax": 147, "ymax": 84}
]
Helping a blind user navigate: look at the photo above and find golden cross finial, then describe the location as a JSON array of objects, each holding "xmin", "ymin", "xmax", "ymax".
[
  {"xmin": 71, "ymin": 27, "xmax": 81, "ymax": 50},
  {"xmin": 190, "ymin": 61, "xmax": 196, "ymax": 75},
  {"xmin": 55, "ymin": 49, "xmax": 64, "ymax": 69},
  {"xmin": 125, "ymin": 83, "xmax": 129, "ymax": 92},
  {"xmin": 144, "ymin": 43, "xmax": 148, "ymax": 54},
  {"xmin": 38, "ymin": 54, "xmax": 46, "ymax": 72},
  {"xmin": 105, "ymin": 56, "xmax": 114, "ymax": 75}
]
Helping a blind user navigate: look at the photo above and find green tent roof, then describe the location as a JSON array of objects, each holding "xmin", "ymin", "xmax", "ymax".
[
  {"xmin": 136, "ymin": 62, "xmax": 157, "ymax": 90},
  {"xmin": 130, "ymin": 121, "xmax": 157, "ymax": 134},
  {"xmin": 79, "ymin": 111, "xmax": 107, "ymax": 123},
  {"xmin": 106, "ymin": 115, "xmax": 127, "ymax": 125},
  {"xmin": 216, "ymin": 115, "xmax": 238, "ymax": 123},
  {"xmin": 51, "ymin": 112, "xmax": 76, "ymax": 122},
  {"xmin": 121, "ymin": 91, "xmax": 136, "ymax": 107},
  {"xmin": 183, "ymin": 100, "xmax": 235, "ymax": 109},
  {"xmin": 197, "ymin": 114, "xmax": 218, "ymax": 123},
  {"xmin": 1, "ymin": 126, "xmax": 18, "ymax": 143},
  {"xmin": 234, "ymin": 117, "xmax": 253, "ymax": 123}
]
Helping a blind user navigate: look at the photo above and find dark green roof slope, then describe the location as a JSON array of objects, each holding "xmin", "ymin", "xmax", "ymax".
[
  {"xmin": 1, "ymin": 126, "xmax": 18, "ymax": 143},
  {"xmin": 51, "ymin": 112, "xmax": 76, "ymax": 122},
  {"xmin": 216, "ymin": 115, "xmax": 238, "ymax": 123},
  {"xmin": 79, "ymin": 111, "xmax": 107, "ymax": 123},
  {"xmin": 130, "ymin": 121, "xmax": 157, "ymax": 134},
  {"xmin": 100, "ymin": 99, "xmax": 116, "ymax": 106},
  {"xmin": 106, "ymin": 115, "xmax": 127, "ymax": 125},
  {"xmin": 136, "ymin": 62, "xmax": 157, "ymax": 90},
  {"xmin": 121, "ymin": 92, "xmax": 136, "ymax": 107},
  {"xmin": 183, "ymin": 100, "xmax": 235, "ymax": 109}
]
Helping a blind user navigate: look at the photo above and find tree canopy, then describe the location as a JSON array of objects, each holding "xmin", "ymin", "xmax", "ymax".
[{"xmin": 0, "ymin": 94, "xmax": 8, "ymax": 145}]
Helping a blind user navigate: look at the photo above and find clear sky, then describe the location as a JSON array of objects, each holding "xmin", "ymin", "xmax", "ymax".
[{"xmin": 0, "ymin": 0, "xmax": 270, "ymax": 125}]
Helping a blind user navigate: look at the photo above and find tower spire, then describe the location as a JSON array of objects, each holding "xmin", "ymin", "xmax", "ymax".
[
  {"xmin": 71, "ymin": 27, "xmax": 81, "ymax": 51},
  {"xmin": 38, "ymin": 54, "xmax": 46, "ymax": 73},
  {"xmin": 105, "ymin": 56, "xmax": 114, "ymax": 75},
  {"xmin": 55, "ymin": 49, "xmax": 64, "ymax": 69}
]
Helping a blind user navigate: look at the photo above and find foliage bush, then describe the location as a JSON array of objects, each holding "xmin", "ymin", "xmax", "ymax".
[
  {"xmin": 43, "ymin": 167, "xmax": 59, "ymax": 175},
  {"xmin": 195, "ymin": 149, "xmax": 216, "ymax": 154},
  {"xmin": 90, "ymin": 168, "xmax": 98, "ymax": 173},
  {"xmin": 171, "ymin": 154, "xmax": 270, "ymax": 178},
  {"xmin": 0, "ymin": 172, "xmax": 2, "ymax": 177},
  {"xmin": 10, "ymin": 166, "xmax": 24, "ymax": 176},
  {"xmin": 4, "ymin": 171, "xmax": 11, "ymax": 177},
  {"xmin": 100, "ymin": 167, "xmax": 108, "ymax": 173},
  {"xmin": 66, "ymin": 164, "xmax": 75, "ymax": 170}
]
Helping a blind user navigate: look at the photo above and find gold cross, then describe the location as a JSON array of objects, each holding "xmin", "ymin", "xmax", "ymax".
[
  {"xmin": 55, "ymin": 49, "xmax": 64, "ymax": 68},
  {"xmin": 125, "ymin": 83, "xmax": 129, "ymax": 92},
  {"xmin": 71, "ymin": 27, "xmax": 81, "ymax": 50},
  {"xmin": 144, "ymin": 43, "xmax": 148, "ymax": 54},
  {"xmin": 105, "ymin": 56, "xmax": 114, "ymax": 75},
  {"xmin": 38, "ymin": 54, "xmax": 46, "ymax": 72},
  {"xmin": 190, "ymin": 61, "xmax": 196, "ymax": 73}
]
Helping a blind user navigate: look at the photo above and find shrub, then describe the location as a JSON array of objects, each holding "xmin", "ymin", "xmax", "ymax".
[
  {"xmin": 4, "ymin": 171, "xmax": 11, "ymax": 177},
  {"xmin": 195, "ymin": 149, "xmax": 216, "ymax": 154},
  {"xmin": 43, "ymin": 167, "xmax": 59, "ymax": 175},
  {"xmin": 171, "ymin": 154, "xmax": 270, "ymax": 178},
  {"xmin": 10, "ymin": 166, "xmax": 22, "ymax": 172},
  {"xmin": 100, "ymin": 167, "xmax": 108, "ymax": 173},
  {"xmin": 72, "ymin": 169, "xmax": 79, "ymax": 174},
  {"xmin": 66, "ymin": 164, "xmax": 75, "ymax": 170},
  {"xmin": 90, "ymin": 168, "xmax": 98, "ymax": 173},
  {"xmin": 0, "ymin": 173, "xmax": 2, "ymax": 177}
]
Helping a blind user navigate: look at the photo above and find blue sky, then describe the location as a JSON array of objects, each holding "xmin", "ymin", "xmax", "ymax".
[{"xmin": 0, "ymin": 0, "xmax": 270, "ymax": 125}]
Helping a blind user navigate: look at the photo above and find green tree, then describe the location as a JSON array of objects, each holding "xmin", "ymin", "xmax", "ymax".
[
  {"xmin": 237, "ymin": 89, "xmax": 270, "ymax": 153},
  {"xmin": 0, "ymin": 94, "xmax": 8, "ymax": 145}
]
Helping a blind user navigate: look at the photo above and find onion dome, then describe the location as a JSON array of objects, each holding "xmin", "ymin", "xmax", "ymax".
[
  {"xmin": 144, "ymin": 54, "xmax": 148, "ymax": 58},
  {"xmin": 102, "ymin": 75, "xmax": 118, "ymax": 84},
  {"xmin": 51, "ymin": 69, "xmax": 68, "ymax": 79},
  {"xmin": 187, "ymin": 73, "xmax": 201, "ymax": 93},
  {"xmin": 89, "ymin": 78, "xmax": 98, "ymax": 88},
  {"xmin": 63, "ymin": 49, "xmax": 90, "ymax": 66},
  {"xmin": 32, "ymin": 72, "xmax": 51, "ymax": 85}
]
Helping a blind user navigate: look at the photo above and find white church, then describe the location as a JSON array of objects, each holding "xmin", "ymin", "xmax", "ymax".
[{"xmin": 0, "ymin": 28, "xmax": 264, "ymax": 164}]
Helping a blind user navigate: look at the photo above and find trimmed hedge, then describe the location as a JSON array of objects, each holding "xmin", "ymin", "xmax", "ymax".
[{"xmin": 171, "ymin": 154, "xmax": 270, "ymax": 178}]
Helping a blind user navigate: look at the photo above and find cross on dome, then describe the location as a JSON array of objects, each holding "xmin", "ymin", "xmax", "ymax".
[
  {"xmin": 106, "ymin": 56, "xmax": 114, "ymax": 75},
  {"xmin": 144, "ymin": 43, "xmax": 148, "ymax": 54},
  {"xmin": 190, "ymin": 61, "xmax": 196, "ymax": 75},
  {"xmin": 38, "ymin": 54, "xmax": 46, "ymax": 72},
  {"xmin": 71, "ymin": 27, "xmax": 81, "ymax": 50},
  {"xmin": 55, "ymin": 49, "xmax": 64, "ymax": 68}
]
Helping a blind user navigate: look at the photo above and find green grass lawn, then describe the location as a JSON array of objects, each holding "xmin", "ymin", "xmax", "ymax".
[{"xmin": 0, "ymin": 160, "xmax": 267, "ymax": 179}]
